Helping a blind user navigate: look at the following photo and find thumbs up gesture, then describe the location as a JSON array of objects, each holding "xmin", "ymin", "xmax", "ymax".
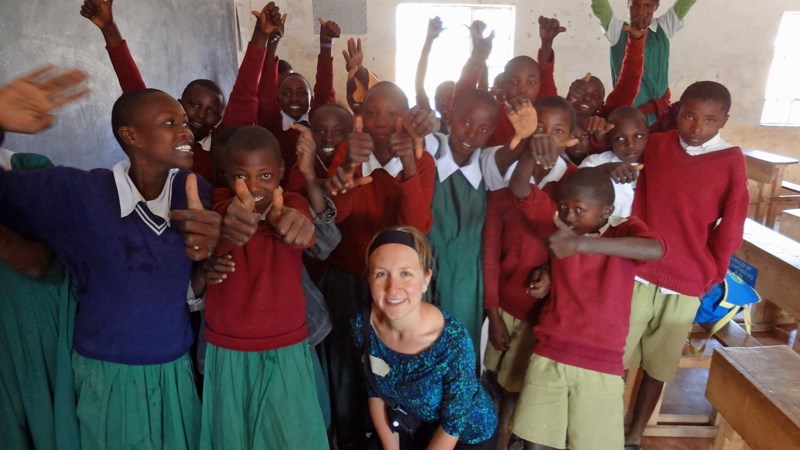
[
  {"xmin": 546, "ymin": 213, "xmax": 581, "ymax": 259},
  {"xmin": 220, "ymin": 178, "xmax": 261, "ymax": 247},
  {"xmin": 169, "ymin": 173, "xmax": 222, "ymax": 261},
  {"xmin": 266, "ymin": 188, "xmax": 315, "ymax": 247}
]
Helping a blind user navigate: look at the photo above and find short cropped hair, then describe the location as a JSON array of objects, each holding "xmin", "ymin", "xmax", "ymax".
[
  {"xmin": 607, "ymin": 105, "xmax": 647, "ymax": 127},
  {"xmin": 224, "ymin": 126, "xmax": 281, "ymax": 163},
  {"xmin": 503, "ymin": 55, "xmax": 540, "ymax": 76},
  {"xmin": 111, "ymin": 88, "xmax": 166, "ymax": 147},
  {"xmin": 279, "ymin": 72, "xmax": 312, "ymax": 93},
  {"xmin": 679, "ymin": 81, "xmax": 731, "ymax": 114},
  {"xmin": 181, "ymin": 79, "xmax": 224, "ymax": 101},
  {"xmin": 364, "ymin": 81, "xmax": 409, "ymax": 110},
  {"xmin": 535, "ymin": 95, "xmax": 577, "ymax": 129},
  {"xmin": 278, "ymin": 59, "xmax": 294, "ymax": 76},
  {"xmin": 365, "ymin": 225, "xmax": 434, "ymax": 275},
  {"xmin": 452, "ymin": 89, "xmax": 499, "ymax": 119},
  {"xmin": 559, "ymin": 167, "xmax": 615, "ymax": 206},
  {"xmin": 310, "ymin": 103, "xmax": 354, "ymax": 126}
]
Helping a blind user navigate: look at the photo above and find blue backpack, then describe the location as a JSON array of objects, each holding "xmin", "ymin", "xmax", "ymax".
[{"xmin": 690, "ymin": 271, "xmax": 761, "ymax": 354}]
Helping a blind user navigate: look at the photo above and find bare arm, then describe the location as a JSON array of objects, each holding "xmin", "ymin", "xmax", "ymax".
[{"xmin": 369, "ymin": 397, "xmax": 400, "ymax": 450}]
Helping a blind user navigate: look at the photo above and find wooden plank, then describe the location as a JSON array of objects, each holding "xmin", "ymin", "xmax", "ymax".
[
  {"xmin": 699, "ymin": 321, "xmax": 762, "ymax": 348},
  {"xmin": 780, "ymin": 208, "xmax": 800, "ymax": 242},
  {"xmin": 744, "ymin": 149, "xmax": 800, "ymax": 166},
  {"xmin": 713, "ymin": 416, "xmax": 751, "ymax": 450},
  {"xmin": 642, "ymin": 424, "xmax": 718, "ymax": 438},
  {"xmin": 706, "ymin": 346, "xmax": 800, "ymax": 449}
]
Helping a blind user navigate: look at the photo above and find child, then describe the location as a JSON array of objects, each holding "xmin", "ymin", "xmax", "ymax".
[
  {"xmin": 579, "ymin": 106, "xmax": 649, "ymax": 219},
  {"xmin": 199, "ymin": 125, "xmax": 328, "ymax": 448},
  {"xmin": 81, "ymin": 0, "xmax": 226, "ymax": 182},
  {"xmin": 622, "ymin": 81, "xmax": 748, "ymax": 450},
  {"xmin": 425, "ymin": 88, "xmax": 498, "ymax": 358},
  {"xmin": 0, "ymin": 86, "xmax": 222, "ymax": 449},
  {"xmin": 509, "ymin": 167, "xmax": 664, "ymax": 450},
  {"xmin": 320, "ymin": 81, "xmax": 435, "ymax": 449}
]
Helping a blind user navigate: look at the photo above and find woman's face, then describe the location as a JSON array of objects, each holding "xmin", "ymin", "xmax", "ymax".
[{"xmin": 368, "ymin": 243, "xmax": 431, "ymax": 322}]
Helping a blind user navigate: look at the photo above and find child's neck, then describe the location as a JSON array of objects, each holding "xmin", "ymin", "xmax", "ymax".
[{"xmin": 128, "ymin": 163, "xmax": 170, "ymax": 200}]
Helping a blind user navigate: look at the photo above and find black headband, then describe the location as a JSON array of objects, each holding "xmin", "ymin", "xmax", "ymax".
[{"xmin": 368, "ymin": 230, "xmax": 417, "ymax": 256}]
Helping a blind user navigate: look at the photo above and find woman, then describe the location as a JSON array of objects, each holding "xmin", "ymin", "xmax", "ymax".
[{"xmin": 354, "ymin": 226, "xmax": 497, "ymax": 450}]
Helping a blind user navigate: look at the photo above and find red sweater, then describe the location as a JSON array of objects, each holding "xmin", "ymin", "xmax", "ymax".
[
  {"xmin": 205, "ymin": 189, "xmax": 314, "ymax": 351},
  {"xmin": 483, "ymin": 188, "xmax": 556, "ymax": 323},
  {"xmin": 327, "ymin": 145, "xmax": 435, "ymax": 275},
  {"xmin": 632, "ymin": 131, "xmax": 748, "ymax": 296},
  {"xmin": 527, "ymin": 215, "xmax": 664, "ymax": 376}
]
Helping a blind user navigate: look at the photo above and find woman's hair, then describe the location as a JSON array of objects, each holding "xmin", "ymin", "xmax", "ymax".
[{"xmin": 365, "ymin": 226, "xmax": 433, "ymax": 274}]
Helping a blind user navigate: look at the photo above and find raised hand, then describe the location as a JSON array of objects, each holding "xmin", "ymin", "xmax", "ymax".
[
  {"xmin": 343, "ymin": 38, "xmax": 364, "ymax": 75},
  {"xmin": 527, "ymin": 134, "xmax": 579, "ymax": 170},
  {"xmin": 324, "ymin": 163, "xmax": 373, "ymax": 196},
  {"xmin": 266, "ymin": 188, "xmax": 315, "ymax": 246},
  {"xmin": 292, "ymin": 123, "xmax": 317, "ymax": 178},
  {"xmin": 391, "ymin": 118, "xmax": 417, "ymax": 177},
  {"xmin": 202, "ymin": 254, "xmax": 235, "ymax": 285},
  {"xmin": 506, "ymin": 97, "xmax": 537, "ymax": 149},
  {"xmin": 0, "ymin": 66, "xmax": 88, "ymax": 134},
  {"xmin": 538, "ymin": 15, "xmax": 566, "ymax": 42},
  {"xmin": 546, "ymin": 213, "xmax": 581, "ymax": 259},
  {"xmin": 319, "ymin": 17, "xmax": 341, "ymax": 42},
  {"xmin": 567, "ymin": 73, "xmax": 592, "ymax": 104},
  {"xmin": 466, "ymin": 20, "xmax": 487, "ymax": 44},
  {"xmin": 169, "ymin": 174, "xmax": 222, "ymax": 261},
  {"xmin": 401, "ymin": 105, "xmax": 431, "ymax": 159},
  {"xmin": 526, "ymin": 267, "xmax": 551, "ymax": 299},
  {"xmin": 583, "ymin": 115, "xmax": 614, "ymax": 136},
  {"xmin": 623, "ymin": 20, "xmax": 648, "ymax": 40},
  {"xmin": 220, "ymin": 178, "xmax": 260, "ymax": 247},
  {"xmin": 252, "ymin": 2, "xmax": 283, "ymax": 37},
  {"xmin": 346, "ymin": 115, "xmax": 374, "ymax": 165},
  {"xmin": 79, "ymin": 0, "xmax": 114, "ymax": 30},
  {"xmin": 427, "ymin": 16, "xmax": 445, "ymax": 40}
]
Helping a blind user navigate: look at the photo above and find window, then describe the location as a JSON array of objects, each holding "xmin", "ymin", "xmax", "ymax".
[
  {"xmin": 395, "ymin": 3, "xmax": 515, "ymax": 106},
  {"xmin": 760, "ymin": 12, "xmax": 800, "ymax": 126}
]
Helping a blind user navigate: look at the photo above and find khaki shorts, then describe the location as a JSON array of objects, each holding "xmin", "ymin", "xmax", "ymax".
[
  {"xmin": 483, "ymin": 310, "xmax": 537, "ymax": 393},
  {"xmin": 512, "ymin": 355, "xmax": 624, "ymax": 450},
  {"xmin": 623, "ymin": 281, "xmax": 700, "ymax": 382}
]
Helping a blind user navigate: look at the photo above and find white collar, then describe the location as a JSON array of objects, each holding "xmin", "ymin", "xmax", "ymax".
[
  {"xmin": 363, "ymin": 153, "xmax": 404, "ymax": 178},
  {"xmin": 0, "ymin": 148, "xmax": 14, "ymax": 171},
  {"xmin": 587, "ymin": 215, "xmax": 627, "ymax": 237},
  {"xmin": 113, "ymin": 160, "xmax": 178, "ymax": 232},
  {"xmin": 435, "ymin": 134, "xmax": 483, "ymax": 189},
  {"xmin": 679, "ymin": 133, "xmax": 731, "ymax": 156},
  {"xmin": 648, "ymin": 20, "xmax": 658, "ymax": 33},
  {"xmin": 199, "ymin": 135, "xmax": 212, "ymax": 152},
  {"xmin": 281, "ymin": 110, "xmax": 310, "ymax": 131}
]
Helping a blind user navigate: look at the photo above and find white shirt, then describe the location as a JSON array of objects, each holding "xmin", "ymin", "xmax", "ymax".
[
  {"xmin": 426, "ymin": 132, "xmax": 485, "ymax": 190},
  {"xmin": 362, "ymin": 153, "xmax": 404, "ymax": 178},
  {"xmin": 112, "ymin": 160, "xmax": 178, "ymax": 233},
  {"xmin": 605, "ymin": 7, "xmax": 684, "ymax": 45},
  {"xmin": 680, "ymin": 133, "xmax": 732, "ymax": 156},
  {"xmin": 281, "ymin": 110, "xmax": 310, "ymax": 131},
  {"xmin": 580, "ymin": 151, "xmax": 636, "ymax": 219}
]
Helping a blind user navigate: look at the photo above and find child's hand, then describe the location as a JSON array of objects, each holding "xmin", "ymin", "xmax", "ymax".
[
  {"xmin": 324, "ymin": 163, "xmax": 373, "ymax": 196},
  {"xmin": 319, "ymin": 17, "xmax": 341, "ymax": 43},
  {"xmin": 390, "ymin": 118, "xmax": 417, "ymax": 176},
  {"xmin": 546, "ymin": 214, "xmax": 582, "ymax": 259},
  {"xmin": 566, "ymin": 73, "xmax": 592, "ymax": 104},
  {"xmin": 0, "ymin": 65, "xmax": 88, "ymax": 134},
  {"xmin": 346, "ymin": 115, "xmax": 374, "ymax": 165},
  {"xmin": 170, "ymin": 174, "xmax": 222, "ymax": 261},
  {"xmin": 221, "ymin": 179, "xmax": 260, "ymax": 247},
  {"xmin": 292, "ymin": 123, "xmax": 317, "ymax": 180},
  {"xmin": 252, "ymin": 2, "xmax": 284, "ymax": 37},
  {"xmin": 538, "ymin": 16, "xmax": 566, "ymax": 42},
  {"xmin": 487, "ymin": 312, "xmax": 510, "ymax": 351},
  {"xmin": 625, "ymin": 17, "xmax": 649, "ymax": 39},
  {"xmin": 401, "ymin": 105, "xmax": 431, "ymax": 159},
  {"xmin": 202, "ymin": 254, "xmax": 235, "ymax": 285},
  {"xmin": 427, "ymin": 16, "xmax": 445, "ymax": 40},
  {"xmin": 266, "ymin": 188, "xmax": 315, "ymax": 246},
  {"xmin": 526, "ymin": 134, "xmax": 579, "ymax": 170},
  {"xmin": 79, "ymin": 0, "xmax": 114, "ymax": 30},
  {"xmin": 583, "ymin": 116, "xmax": 614, "ymax": 136},
  {"xmin": 506, "ymin": 97, "xmax": 537, "ymax": 149},
  {"xmin": 602, "ymin": 161, "xmax": 643, "ymax": 184},
  {"xmin": 526, "ymin": 267, "xmax": 551, "ymax": 299},
  {"xmin": 466, "ymin": 20, "xmax": 487, "ymax": 44},
  {"xmin": 343, "ymin": 38, "xmax": 364, "ymax": 76}
]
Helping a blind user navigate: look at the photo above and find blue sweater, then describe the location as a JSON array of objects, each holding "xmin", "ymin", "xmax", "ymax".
[{"xmin": 0, "ymin": 166, "xmax": 211, "ymax": 364}]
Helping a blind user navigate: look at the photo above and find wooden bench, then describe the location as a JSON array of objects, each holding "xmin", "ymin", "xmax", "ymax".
[
  {"xmin": 779, "ymin": 208, "xmax": 800, "ymax": 242},
  {"xmin": 705, "ymin": 346, "xmax": 800, "ymax": 449},
  {"xmin": 744, "ymin": 149, "xmax": 800, "ymax": 228}
]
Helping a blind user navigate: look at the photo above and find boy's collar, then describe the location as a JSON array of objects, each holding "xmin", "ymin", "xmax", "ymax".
[
  {"xmin": 363, "ymin": 153, "xmax": 403, "ymax": 178},
  {"xmin": 586, "ymin": 215, "xmax": 627, "ymax": 237},
  {"xmin": 281, "ymin": 110, "xmax": 310, "ymax": 131},
  {"xmin": 113, "ymin": 160, "xmax": 178, "ymax": 234},
  {"xmin": 679, "ymin": 133, "xmax": 731, "ymax": 155}
]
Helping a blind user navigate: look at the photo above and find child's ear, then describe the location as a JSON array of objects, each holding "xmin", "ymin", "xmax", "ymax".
[
  {"xmin": 118, "ymin": 126, "xmax": 137, "ymax": 147},
  {"xmin": 602, "ymin": 204, "xmax": 614, "ymax": 220}
]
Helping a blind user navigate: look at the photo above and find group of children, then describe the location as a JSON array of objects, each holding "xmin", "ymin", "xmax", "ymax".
[{"xmin": 0, "ymin": 0, "xmax": 749, "ymax": 449}]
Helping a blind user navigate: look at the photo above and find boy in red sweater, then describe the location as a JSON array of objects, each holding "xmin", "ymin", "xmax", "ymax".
[
  {"xmin": 200, "ymin": 125, "xmax": 327, "ymax": 448},
  {"xmin": 621, "ymin": 81, "xmax": 748, "ymax": 450},
  {"xmin": 509, "ymin": 167, "xmax": 664, "ymax": 450}
]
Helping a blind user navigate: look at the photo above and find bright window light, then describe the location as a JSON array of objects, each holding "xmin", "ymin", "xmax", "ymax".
[
  {"xmin": 395, "ymin": 3, "xmax": 515, "ymax": 106},
  {"xmin": 761, "ymin": 12, "xmax": 800, "ymax": 126}
]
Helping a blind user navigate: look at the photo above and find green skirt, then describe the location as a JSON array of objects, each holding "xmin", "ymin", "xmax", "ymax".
[
  {"xmin": 72, "ymin": 352, "xmax": 201, "ymax": 450},
  {"xmin": 199, "ymin": 341, "xmax": 329, "ymax": 450}
]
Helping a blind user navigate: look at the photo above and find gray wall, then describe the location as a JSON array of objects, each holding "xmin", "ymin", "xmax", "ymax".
[{"xmin": 1, "ymin": 0, "xmax": 238, "ymax": 169}]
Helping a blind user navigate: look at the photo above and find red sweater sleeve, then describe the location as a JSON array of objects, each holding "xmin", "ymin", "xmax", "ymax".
[
  {"xmin": 221, "ymin": 42, "xmax": 267, "ymax": 129},
  {"xmin": 311, "ymin": 53, "xmax": 336, "ymax": 111},
  {"xmin": 257, "ymin": 55, "xmax": 281, "ymax": 130},
  {"xmin": 514, "ymin": 185, "xmax": 558, "ymax": 233},
  {"xmin": 106, "ymin": 41, "xmax": 146, "ymax": 92},
  {"xmin": 537, "ymin": 48, "xmax": 557, "ymax": 98},
  {"xmin": 396, "ymin": 153, "xmax": 435, "ymax": 233},
  {"xmin": 482, "ymin": 190, "xmax": 504, "ymax": 310},
  {"xmin": 601, "ymin": 34, "xmax": 645, "ymax": 117}
]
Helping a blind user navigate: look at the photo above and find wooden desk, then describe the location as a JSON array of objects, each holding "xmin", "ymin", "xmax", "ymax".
[
  {"xmin": 705, "ymin": 346, "xmax": 800, "ymax": 449},
  {"xmin": 744, "ymin": 150, "xmax": 799, "ymax": 228},
  {"xmin": 779, "ymin": 209, "xmax": 800, "ymax": 242}
]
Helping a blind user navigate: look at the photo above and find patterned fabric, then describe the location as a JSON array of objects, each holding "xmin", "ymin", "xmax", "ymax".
[{"xmin": 353, "ymin": 310, "xmax": 497, "ymax": 444}]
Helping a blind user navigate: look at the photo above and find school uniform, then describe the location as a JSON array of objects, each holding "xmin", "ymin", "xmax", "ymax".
[{"xmin": 579, "ymin": 150, "xmax": 636, "ymax": 218}]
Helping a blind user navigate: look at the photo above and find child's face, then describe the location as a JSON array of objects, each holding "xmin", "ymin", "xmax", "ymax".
[
  {"xmin": 557, "ymin": 188, "xmax": 613, "ymax": 235},
  {"xmin": 567, "ymin": 123, "xmax": 591, "ymax": 165},
  {"xmin": 676, "ymin": 98, "xmax": 729, "ymax": 147},
  {"xmin": 311, "ymin": 108, "xmax": 353, "ymax": 163},
  {"xmin": 536, "ymin": 106, "xmax": 573, "ymax": 145},
  {"xmin": 129, "ymin": 93, "xmax": 195, "ymax": 171},
  {"xmin": 503, "ymin": 61, "xmax": 540, "ymax": 103},
  {"xmin": 628, "ymin": 0, "xmax": 659, "ymax": 25},
  {"xmin": 447, "ymin": 102, "xmax": 497, "ymax": 166},
  {"xmin": 572, "ymin": 78, "xmax": 605, "ymax": 118},
  {"xmin": 225, "ymin": 147, "xmax": 284, "ymax": 214},
  {"xmin": 279, "ymin": 75, "xmax": 312, "ymax": 121},
  {"xmin": 178, "ymin": 85, "xmax": 223, "ymax": 142},
  {"xmin": 434, "ymin": 83, "xmax": 455, "ymax": 124},
  {"xmin": 608, "ymin": 117, "xmax": 648, "ymax": 163},
  {"xmin": 361, "ymin": 88, "xmax": 408, "ymax": 144}
]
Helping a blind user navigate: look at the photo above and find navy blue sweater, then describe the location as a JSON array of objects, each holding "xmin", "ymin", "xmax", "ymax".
[{"xmin": 0, "ymin": 166, "xmax": 211, "ymax": 364}]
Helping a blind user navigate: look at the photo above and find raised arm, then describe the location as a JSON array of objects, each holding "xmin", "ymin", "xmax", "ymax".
[
  {"xmin": 312, "ymin": 18, "xmax": 340, "ymax": 110},
  {"xmin": 257, "ymin": 3, "xmax": 286, "ymax": 129},
  {"xmin": 451, "ymin": 21, "xmax": 493, "ymax": 108},
  {"xmin": 673, "ymin": 0, "xmax": 697, "ymax": 20},
  {"xmin": 80, "ymin": 0, "xmax": 145, "ymax": 92},
  {"xmin": 415, "ymin": 17, "xmax": 444, "ymax": 111},
  {"xmin": 547, "ymin": 216, "xmax": 664, "ymax": 261},
  {"xmin": 591, "ymin": 0, "xmax": 614, "ymax": 31}
]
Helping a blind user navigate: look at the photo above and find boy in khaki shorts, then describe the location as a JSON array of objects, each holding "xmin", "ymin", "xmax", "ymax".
[
  {"xmin": 620, "ymin": 81, "xmax": 749, "ymax": 450},
  {"xmin": 508, "ymin": 165, "xmax": 664, "ymax": 450}
]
